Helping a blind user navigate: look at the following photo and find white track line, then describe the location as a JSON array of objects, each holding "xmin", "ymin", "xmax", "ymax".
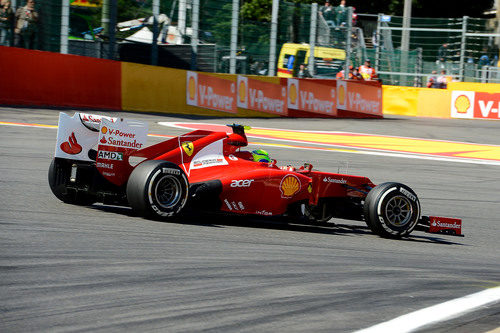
[
  {"xmin": 251, "ymin": 140, "xmax": 500, "ymax": 166},
  {"xmin": 158, "ymin": 122, "xmax": 500, "ymax": 167},
  {"xmin": 4, "ymin": 120, "xmax": 500, "ymax": 166},
  {"xmin": 355, "ymin": 286, "xmax": 500, "ymax": 333}
]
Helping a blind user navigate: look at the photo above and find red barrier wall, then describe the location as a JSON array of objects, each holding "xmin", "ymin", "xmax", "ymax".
[{"xmin": 0, "ymin": 46, "xmax": 121, "ymax": 110}]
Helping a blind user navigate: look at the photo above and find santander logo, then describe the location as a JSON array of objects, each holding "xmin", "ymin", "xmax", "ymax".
[
  {"xmin": 431, "ymin": 220, "xmax": 461, "ymax": 229},
  {"xmin": 60, "ymin": 132, "xmax": 82, "ymax": 155}
]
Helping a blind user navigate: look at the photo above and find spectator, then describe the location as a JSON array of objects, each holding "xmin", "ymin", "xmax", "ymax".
[
  {"xmin": 490, "ymin": 54, "xmax": 498, "ymax": 67},
  {"xmin": 437, "ymin": 43, "xmax": 449, "ymax": 63},
  {"xmin": 436, "ymin": 70, "xmax": 449, "ymax": 89},
  {"xmin": 351, "ymin": 7, "xmax": 357, "ymax": 26},
  {"xmin": 478, "ymin": 49, "xmax": 490, "ymax": 67},
  {"xmin": 335, "ymin": 0, "xmax": 348, "ymax": 26},
  {"xmin": 0, "ymin": 0, "xmax": 13, "ymax": 46},
  {"xmin": 371, "ymin": 31, "xmax": 378, "ymax": 49},
  {"xmin": 319, "ymin": 1, "xmax": 335, "ymax": 27},
  {"xmin": 467, "ymin": 52, "xmax": 475, "ymax": 64},
  {"xmin": 358, "ymin": 59, "xmax": 376, "ymax": 80},
  {"xmin": 257, "ymin": 62, "xmax": 267, "ymax": 75},
  {"xmin": 426, "ymin": 70, "xmax": 438, "ymax": 88},
  {"xmin": 351, "ymin": 67, "xmax": 363, "ymax": 80},
  {"xmin": 335, "ymin": 68, "xmax": 344, "ymax": 79},
  {"xmin": 478, "ymin": 54, "xmax": 489, "ymax": 67},
  {"xmin": 297, "ymin": 63, "xmax": 312, "ymax": 78},
  {"xmin": 335, "ymin": 65, "xmax": 353, "ymax": 79},
  {"xmin": 14, "ymin": 0, "xmax": 38, "ymax": 49}
]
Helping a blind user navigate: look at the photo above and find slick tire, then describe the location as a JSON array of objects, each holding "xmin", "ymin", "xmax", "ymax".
[
  {"xmin": 126, "ymin": 160, "xmax": 189, "ymax": 219},
  {"xmin": 48, "ymin": 158, "xmax": 95, "ymax": 205},
  {"xmin": 364, "ymin": 182, "xmax": 420, "ymax": 238}
]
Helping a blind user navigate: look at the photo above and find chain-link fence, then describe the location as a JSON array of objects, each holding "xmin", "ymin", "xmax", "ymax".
[
  {"xmin": 376, "ymin": 15, "xmax": 500, "ymax": 85},
  {"xmin": 3, "ymin": 1, "xmax": 499, "ymax": 86},
  {"xmin": 0, "ymin": 0, "xmax": 62, "ymax": 52}
]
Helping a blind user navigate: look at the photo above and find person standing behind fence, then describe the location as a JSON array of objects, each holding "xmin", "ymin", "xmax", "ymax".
[
  {"xmin": 0, "ymin": 0, "xmax": 13, "ymax": 46},
  {"xmin": 334, "ymin": 0, "xmax": 347, "ymax": 26},
  {"xmin": 297, "ymin": 63, "xmax": 312, "ymax": 78},
  {"xmin": 319, "ymin": 1, "xmax": 335, "ymax": 27},
  {"xmin": 14, "ymin": 0, "xmax": 38, "ymax": 49},
  {"xmin": 426, "ymin": 70, "xmax": 438, "ymax": 88},
  {"xmin": 436, "ymin": 43, "xmax": 449, "ymax": 66},
  {"xmin": 359, "ymin": 59, "xmax": 376, "ymax": 80},
  {"xmin": 436, "ymin": 70, "xmax": 449, "ymax": 89}
]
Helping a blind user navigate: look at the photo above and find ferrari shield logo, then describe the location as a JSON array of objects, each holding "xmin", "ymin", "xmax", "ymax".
[{"xmin": 181, "ymin": 141, "xmax": 194, "ymax": 156}]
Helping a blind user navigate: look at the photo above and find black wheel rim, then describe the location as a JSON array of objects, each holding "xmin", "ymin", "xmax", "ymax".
[{"xmin": 154, "ymin": 175, "xmax": 182, "ymax": 209}]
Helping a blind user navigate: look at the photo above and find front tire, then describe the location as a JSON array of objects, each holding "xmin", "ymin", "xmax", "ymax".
[
  {"xmin": 364, "ymin": 182, "xmax": 420, "ymax": 238},
  {"xmin": 126, "ymin": 161, "xmax": 189, "ymax": 218}
]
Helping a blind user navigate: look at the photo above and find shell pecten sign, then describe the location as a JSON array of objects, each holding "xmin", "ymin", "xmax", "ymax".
[
  {"xmin": 455, "ymin": 95, "xmax": 471, "ymax": 114},
  {"xmin": 450, "ymin": 90, "xmax": 475, "ymax": 119},
  {"xmin": 287, "ymin": 79, "xmax": 299, "ymax": 110},
  {"xmin": 336, "ymin": 80, "xmax": 347, "ymax": 109},
  {"xmin": 236, "ymin": 76, "xmax": 248, "ymax": 109},
  {"xmin": 280, "ymin": 174, "xmax": 301, "ymax": 198}
]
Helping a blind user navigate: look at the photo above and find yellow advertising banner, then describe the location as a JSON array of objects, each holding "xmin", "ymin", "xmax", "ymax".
[{"xmin": 71, "ymin": 0, "xmax": 101, "ymax": 8}]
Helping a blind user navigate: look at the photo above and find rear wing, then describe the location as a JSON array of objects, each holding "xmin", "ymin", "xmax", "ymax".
[{"xmin": 54, "ymin": 112, "xmax": 148, "ymax": 185}]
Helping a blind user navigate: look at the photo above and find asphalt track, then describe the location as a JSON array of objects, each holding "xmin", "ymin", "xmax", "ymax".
[{"xmin": 1, "ymin": 107, "xmax": 499, "ymax": 332}]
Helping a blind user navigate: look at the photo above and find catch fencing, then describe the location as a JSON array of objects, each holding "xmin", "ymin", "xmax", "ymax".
[{"xmin": 4, "ymin": 0, "xmax": 499, "ymax": 86}]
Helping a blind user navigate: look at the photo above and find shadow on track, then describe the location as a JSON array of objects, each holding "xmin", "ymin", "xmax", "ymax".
[{"xmin": 88, "ymin": 204, "xmax": 464, "ymax": 246}]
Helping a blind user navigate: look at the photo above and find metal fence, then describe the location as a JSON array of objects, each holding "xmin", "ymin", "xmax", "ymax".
[
  {"xmin": 375, "ymin": 15, "xmax": 500, "ymax": 85},
  {"xmin": 3, "ymin": 1, "xmax": 499, "ymax": 86}
]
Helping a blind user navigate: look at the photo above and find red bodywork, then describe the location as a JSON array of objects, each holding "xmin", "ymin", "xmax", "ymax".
[
  {"xmin": 97, "ymin": 127, "xmax": 374, "ymax": 217},
  {"xmin": 94, "ymin": 125, "xmax": 462, "ymax": 237}
]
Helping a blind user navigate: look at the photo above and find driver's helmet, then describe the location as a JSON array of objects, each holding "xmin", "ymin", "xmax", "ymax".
[{"xmin": 252, "ymin": 149, "xmax": 271, "ymax": 162}]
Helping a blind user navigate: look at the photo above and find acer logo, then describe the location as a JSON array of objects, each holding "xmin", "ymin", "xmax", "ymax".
[{"xmin": 230, "ymin": 179, "xmax": 254, "ymax": 187}]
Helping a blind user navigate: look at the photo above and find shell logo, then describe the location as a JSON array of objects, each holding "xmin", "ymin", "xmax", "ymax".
[
  {"xmin": 280, "ymin": 174, "xmax": 301, "ymax": 198},
  {"xmin": 454, "ymin": 95, "xmax": 470, "ymax": 114},
  {"xmin": 289, "ymin": 83, "xmax": 298, "ymax": 105},
  {"xmin": 188, "ymin": 76, "xmax": 197, "ymax": 100},
  {"xmin": 101, "ymin": 126, "xmax": 108, "ymax": 134},
  {"xmin": 338, "ymin": 84, "xmax": 346, "ymax": 106},
  {"xmin": 239, "ymin": 80, "xmax": 246, "ymax": 104}
]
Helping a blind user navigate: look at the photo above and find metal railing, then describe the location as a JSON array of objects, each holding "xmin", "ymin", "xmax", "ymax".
[{"xmin": 3, "ymin": 1, "xmax": 499, "ymax": 86}]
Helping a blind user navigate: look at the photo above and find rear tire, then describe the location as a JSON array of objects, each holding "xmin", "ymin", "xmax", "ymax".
[
  {"xmin": 364, "ymin": 182, "xmax": 420, "ymax": 238},
  {"xmin": 126, "ymin": 160, "xmax": 189, "ymax": 218}
]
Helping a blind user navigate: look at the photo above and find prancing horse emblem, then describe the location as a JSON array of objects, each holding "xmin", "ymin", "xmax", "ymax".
[{"xmin": 182, "ymin": 141, "xmax": 194, "ymax": 156}]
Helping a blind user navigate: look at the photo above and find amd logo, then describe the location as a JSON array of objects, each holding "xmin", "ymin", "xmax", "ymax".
[{"xmin": 98, "ymin": 150, "xmax": 123, "ymax": 161}]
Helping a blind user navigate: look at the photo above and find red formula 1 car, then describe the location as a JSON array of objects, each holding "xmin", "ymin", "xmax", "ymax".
[{"xmin": 48, "ymin": 112, "xmax": 462, "ymax": 238}]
